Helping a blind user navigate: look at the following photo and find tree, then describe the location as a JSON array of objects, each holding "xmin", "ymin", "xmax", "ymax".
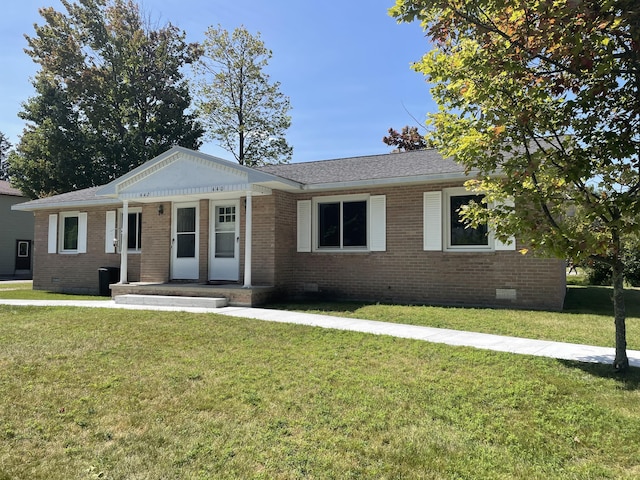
[
  {"xmin": 9, "ymin": 0, "xmax": 203, "ymax": 198},
  {"xmin": 383, "ymin": 125, "xmax": 427, "ymax": 151},
  {"xmin": 192, "ymin": 25, "xmax": 292, "ymax": 167},
  {"xmin": 391, "ymin": 0, "xmax": 640, "ymax": 371},
  {"xmin": 0, "ymin": 132, "xmax": 10, "ymax": 181}
]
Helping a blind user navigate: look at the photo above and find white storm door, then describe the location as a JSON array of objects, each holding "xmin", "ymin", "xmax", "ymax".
[
  {"xmin": 171, "ymin": 202, "xmax": 199, "ymax": 280},
  {"xmin": 209, "ymin": 201, "xmax": 240, "ymax": 281}
]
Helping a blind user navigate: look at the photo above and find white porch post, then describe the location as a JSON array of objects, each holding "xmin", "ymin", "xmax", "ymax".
[
  {"xmin": 243, "ymin": 191, "xmax": 252, "ymax": 288},
  {"xmin": 119, "ymin": 200, "xmax": 129, "ymax": 284}
]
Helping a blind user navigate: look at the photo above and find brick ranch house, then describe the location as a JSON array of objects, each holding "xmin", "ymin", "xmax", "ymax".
[{"xmin": 12, "ymin": 146, "xmax": 566, "ymax": 309}]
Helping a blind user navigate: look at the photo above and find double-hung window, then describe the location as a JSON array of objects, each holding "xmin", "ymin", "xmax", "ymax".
[
  {"xmin": 297, "ymin": 194, "xmax": 386, "ymax": 253},
  {"xmin": 105, "ymin": 208, "xmax": 142, "ymax": 253},
  {"xmin": 124, "ymin": 210, "xmax": 142, "ymax": 252},
  {"xmin": 447, "ymin": 192, "xmax": 489, "ymax": 250},
  {"xmin": 423, "ymin": 187, "xmax": 515, "ymax": 252},
  {"xmin": 48, "ymin": 212, "xmax": 88, "ymax": 254}
]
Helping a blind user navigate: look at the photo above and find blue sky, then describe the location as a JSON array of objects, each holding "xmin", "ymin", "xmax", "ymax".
[{"xmin": 0, "ymin": 0, "xmax": 436, "ymax": 163}]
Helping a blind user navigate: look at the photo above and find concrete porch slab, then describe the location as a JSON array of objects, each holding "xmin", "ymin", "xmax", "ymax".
[
  {"xmin": 109, "ymin": 282, "xmax": 278, "ymax": 307},
  {"xmin": 114, "ymin": 294, "xmax": 228, "ymax": 308}
]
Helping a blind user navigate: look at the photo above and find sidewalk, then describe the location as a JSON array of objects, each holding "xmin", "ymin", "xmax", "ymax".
[{"xmin": 1, "ymin": 299, "xmax": 638, "ymax": 368}]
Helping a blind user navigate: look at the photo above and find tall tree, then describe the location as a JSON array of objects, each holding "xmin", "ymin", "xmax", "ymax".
[
  {"xmin": 9, "ymin": 0, "xmax": 203, "ymax": 197},
  {"xmin": 383, "ymin": 125, "xmax": 427, "ymax": 151},
  {"xmin": 391, "ymin": 0, "xmax": 640, "ymax": 371},
  {"xmin": 0, "ymin": 132, "xmax": 11, "ymax": 181},
  {"xmin": 192, "ymin": 25, "xmax": 292, "ymax": 167}
]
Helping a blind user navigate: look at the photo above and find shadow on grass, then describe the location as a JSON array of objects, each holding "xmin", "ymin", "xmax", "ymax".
[
  {"xmin": 559, "ymin": 359, "xmax": 640, "ymax": 390},
  {"xmin": 266, "ymin": 300, "xmax": 369, "ymax": 314},
  {"xmin": 563, "ymin": 286, "xmax": 640, "ymax": 317}
]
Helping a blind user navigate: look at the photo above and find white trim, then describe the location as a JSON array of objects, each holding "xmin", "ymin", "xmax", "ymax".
[
  {"xmin": 310, "ymin": 193, "xmax": 374, "ymax": 253},
  {"xmin": 105, "ymin": 210, "xmax": 117, "ymax": 253},
  {"xmin": 423, "ymin": 192, "xmax": 442, "ymax": 251},
  {"xmin": 369, "ymin": 195, "xmax": 386, "ymax": 252},
  {"xmin": 48, "ymin": 214, "xmax": 58, "ymax": 254},
  {"xmin": 120, "ymin": 201, "xmax": 129, "ymax": 284},
  {"xmin": 443, "ymin": 187, "xmax": 492, "ymax": 252},
  {"xmin": 209, "ymin": 200, "xmax": 240, "ymax": 281},
  {"xmin": 296, "ymin": 200, "xmax": 312, "ymax": 252},
  {"xmin": 493, "ymin": 198, "xmax": 516, "ymax": 251},
  {"xmin": 171, "ymin": 201, "xmax": 200, "ymax": 280},
  {"xmin": 58, "ymin": 211, "xmax": 87, "ymax": 254},
  {"xmin": 77, "ymin": 213, "xmax": 87, "ymax": 253},
  {"xmin": 116, "ymin": 207, "xmax": 143, "ymax": 254},
  {"xmin": 244, "ymin": 193, "xmax": 252, "ymax": 287}
]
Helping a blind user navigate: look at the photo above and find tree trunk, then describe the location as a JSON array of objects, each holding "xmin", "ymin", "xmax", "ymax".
[{"xmin": 612, "ymin": 261, "xmax": 629, "ymax": 372}]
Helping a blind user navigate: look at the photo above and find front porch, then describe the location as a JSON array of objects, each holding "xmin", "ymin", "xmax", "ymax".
[{"xmin": 109, "ymin": 282, "xmax": 278, "ymax": 307}]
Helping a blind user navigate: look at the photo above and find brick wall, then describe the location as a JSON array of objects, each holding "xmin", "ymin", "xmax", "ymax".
[
  {"xmin": 31, "ymin": 185, "xmax": 566, "ymax": 310},
  {"xmin": 33, "ymin": 206, "xmax": 140, "ymax": 294},
  {"xmin": 139, "ymin": 203, "xmax": 171, "ymax": 283},
  {"xmin": 271, "ymin": 184, "xmax": 566, "ymax": 311}
]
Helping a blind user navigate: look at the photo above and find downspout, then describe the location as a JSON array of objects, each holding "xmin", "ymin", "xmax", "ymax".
[
  {"xmin": 119, "ymin": 199, "xmax": 129, "ymax": 284},
  {"xmin": 243, "ymin": 191, "xmax": 252, "ymax": 288}
]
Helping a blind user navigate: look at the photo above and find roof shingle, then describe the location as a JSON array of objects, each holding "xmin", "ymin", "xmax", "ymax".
[
  {"xmin": 0, "ymin": 180, "xmax": 25, "ymax": 197},
  {"xmin": 257, "ymin": 149, "xmax": 462, "ymax": 184}
]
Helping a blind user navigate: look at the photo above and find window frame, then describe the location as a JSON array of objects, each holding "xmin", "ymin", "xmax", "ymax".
[
  {"xmin": 117, "ymin": 207, "xmax": 143, "ymax": 254},
  {"xmin": 311, "ymin": 194, "xmax": 370, "ymax": 252},
  {"xmin": 58, "ymin": 211, "xmax": 87, "ymax": 254},
  {"xmin": 443, "ymin": 187, "xmax": 493, "ymax": 252}
]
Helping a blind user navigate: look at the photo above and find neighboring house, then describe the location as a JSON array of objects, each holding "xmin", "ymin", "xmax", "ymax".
[
  {"xmin": 12, "ymin": 146, "xmax": 566, "ymax": 309},
  {"xmin": 0, "ymin": 180, "xmax": 34, "ymax": 278}
]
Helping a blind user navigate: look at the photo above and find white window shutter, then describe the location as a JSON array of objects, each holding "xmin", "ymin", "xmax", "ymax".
[
  {"xmin": 297, "ymin": 200, "xmax": 311, "ymax": 252},
  {"xmin": 493, "ymin": 198, "xmax": 516, "ymax": 251},
  {"xmin": 77, "ymin": 212, "xmax": 88, "ymax": 254},
  {"xmin": 423, "ymin": 192, "xmax": 442, "ymax": 251},
  {"xmin": 105, "ymin": 210, "xmax": 117, "ymax": 253},
  {"xmin": 494, "ymin": 236, "xmax": 516, "ymax": 251},
  {"xmin": 48, "ymin": 214, "xmax": 58, "ymax": 253},
  {"xmin": 369, "ymin": 195, "xmax": 386, "ymax": 251}
]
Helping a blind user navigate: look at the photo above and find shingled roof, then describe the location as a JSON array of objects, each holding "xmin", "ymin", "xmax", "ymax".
[
  {"xmin": 12, "ymin": 186, "xmax": 118, "ymax": 210},
  {"xmin": 13, "ymin": 149, "xmax": 469, "ymax": 210},
  {"xmin": 0, "ymin": 180, "xmax": 25, "ymax": 197},
  {"xmin": 258, "ymin": 149, "xmax": 464, "ymax": 185}
]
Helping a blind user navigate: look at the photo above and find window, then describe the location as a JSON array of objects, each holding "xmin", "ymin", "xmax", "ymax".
[
  {"xmin": 297, "ymin": 194, "xmax": 386, "ymax": 253},
  {"xmin": 63, "ymin": 215, "xmax": 79, "ymax": 251},
  {"xmin": 318, "ymin": 200, "xmax": 367, "ymax": 248},
  {"xmin": 423, "ymin": 188, "xmax": 516, "ymax": 252},
  {"xmin": 105, "ymin": 208, "xmax": 142, "ymax": 253},
  {"xmin": 215, "ymin": 206, "xmax": 236, "ymax": 258},
  {"xmin": 124, "ymin": 211, "xmax": 142, "ymax": 252},
  {"xmin": 48, "ymin": 212, "xmax": 87, "ymax": 254},
  {"xmin": 448, "ymin": 193, "xmax": 489, "ymax": 248}
]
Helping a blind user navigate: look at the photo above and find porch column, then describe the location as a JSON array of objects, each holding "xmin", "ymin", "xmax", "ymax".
[
  {"xmin": 243, "ymin": 191, "xmax": 252, "ymax": 288},
  {"xmin": 119, "ymin": 200, "xmax": 129, "ymax": 284}
]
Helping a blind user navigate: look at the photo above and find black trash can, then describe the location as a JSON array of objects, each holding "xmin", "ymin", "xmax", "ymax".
[{"xmin": 98, "ymin": 266, "xmax": 120, "ymax": 296}]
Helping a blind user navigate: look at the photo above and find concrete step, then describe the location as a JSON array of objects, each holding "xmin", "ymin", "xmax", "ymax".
[{"xmin": 114, "ymin": 294, "xmax": 228, "ymax": 308}]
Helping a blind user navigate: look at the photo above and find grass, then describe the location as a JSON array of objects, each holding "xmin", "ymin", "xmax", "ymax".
[
  {"xmin": 0, "ymin": 281, "xmax": 110, "ymax": 301},
  {"xmin": 268, "ymin": 286, "xmax": 640, "ymax": 350},
  {"xmin": 0, "ymin": 305, "xmax": 639, "ymax": 479}
]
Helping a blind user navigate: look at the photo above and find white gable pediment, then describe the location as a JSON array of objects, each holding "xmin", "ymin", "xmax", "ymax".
[
  {"xmin": 118, "ymin": 152, "xmax": 248, "ymax": 196},
  {"xmin": 95, "ymin": 146, "xmax": 302, "ymax": 201}
]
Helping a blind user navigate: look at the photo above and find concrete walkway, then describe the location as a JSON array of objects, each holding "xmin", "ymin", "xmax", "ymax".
[{"xmin": 1, "ymin": 298, "xmax": 638, "ymax": 368}]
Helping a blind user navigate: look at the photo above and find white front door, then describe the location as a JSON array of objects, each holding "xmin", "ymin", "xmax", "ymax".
[
  {"xmin": 171, "ymin": 202, "xmax": 199, "ymax": 280},
  {"xmin": 209, "ymin": 201, "xmax": 240, "ymax": 281}
]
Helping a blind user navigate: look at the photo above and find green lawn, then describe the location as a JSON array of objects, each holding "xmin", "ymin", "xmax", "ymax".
[
  {"xmin": 0, "ymin": 281, "xmax": 110, "ymax": 301},
  {"xmin": 270, "ymin": 286, "xmax": 640, "ymax": 350},
  {"xmin": 1, "ymin": 299, "xmax": 640, "ymax": 479}
]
